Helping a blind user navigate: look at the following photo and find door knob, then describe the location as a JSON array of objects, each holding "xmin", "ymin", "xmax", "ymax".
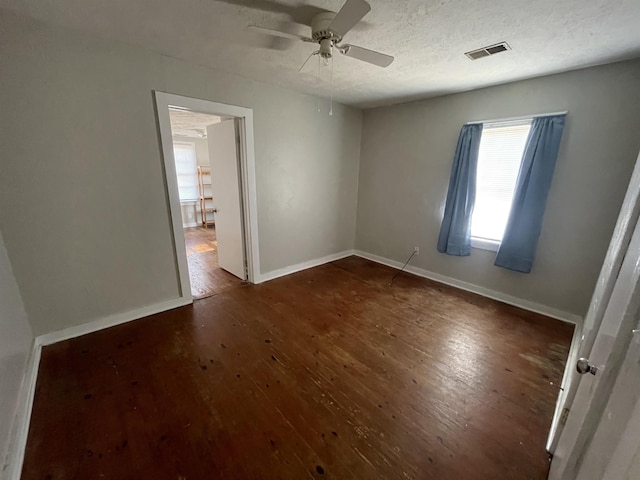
[{"xmin": 576, "ymin": 358, "xmax": 598, "ymax": 375}]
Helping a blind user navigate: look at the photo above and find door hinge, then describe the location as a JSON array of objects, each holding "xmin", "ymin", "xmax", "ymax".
[{"xmin": 560, "ymin": 407, "xmax": 570, "ymax": 426}]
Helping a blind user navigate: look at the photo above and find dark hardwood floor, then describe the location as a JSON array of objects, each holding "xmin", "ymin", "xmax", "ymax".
[
  {"xmin": 184, "ymin": 226, "xmax": 244, "ymax": 299},
  {"xmin": 22, "ymin": 256, "xmax": 574, "ymax": 480}
]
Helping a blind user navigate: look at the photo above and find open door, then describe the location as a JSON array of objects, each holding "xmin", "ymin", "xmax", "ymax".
[
  {"xmin": 549, "ymin": 150, "xmax": 640, "ymax": 479},
  {"xmin": 207, "ymin": 119, "xmax": 246, "ymax": 280},
  {"xmin": 574, "ymin": 314, "xmax": 640, "ymax": 479}
]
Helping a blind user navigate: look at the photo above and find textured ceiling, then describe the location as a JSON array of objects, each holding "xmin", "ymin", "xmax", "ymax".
[
  {"xmin": 3, "ymin": 0, "xmax": 640, "ymax": 108},
  {"xmin": 169, "ymin": 109, "xmax": 221, "ymax": 138}
]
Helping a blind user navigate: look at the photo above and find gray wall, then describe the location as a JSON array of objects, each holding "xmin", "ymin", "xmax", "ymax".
[
  {"xmin": 0, "ymin": 230, "xmax": 32, "ymax": 473},
  {"xmin": 356, "ymin": 59, "xmax": 640, "ymax": 317},
  {"xmin": 0, "ymin": 10, "xmax": 362, "ymax": 336}
]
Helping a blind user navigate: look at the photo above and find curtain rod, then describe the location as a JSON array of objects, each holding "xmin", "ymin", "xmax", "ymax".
[{"xmin": 465, "ymin": 111, "xmax": 568, "ymax": 125}]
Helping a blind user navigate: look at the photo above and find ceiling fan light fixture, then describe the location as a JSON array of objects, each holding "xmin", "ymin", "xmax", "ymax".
[{"xmin": 319, "ymin": 38, "xmax": 333, "ymax": 59}]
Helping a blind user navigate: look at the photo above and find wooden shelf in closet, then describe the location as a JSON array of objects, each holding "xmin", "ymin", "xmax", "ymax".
[{"xmin": 197, "ymin": 166, "xmax": 215, "ymax": 228}]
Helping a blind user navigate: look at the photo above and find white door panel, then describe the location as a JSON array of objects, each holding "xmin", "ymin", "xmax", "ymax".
[
  {"xmin": 582, "ymin": 326, "xmax": 640, "ymax": 480},
  {"xmin": 207, "ymin": 120, "xmax": 245, "ymax": 280}
]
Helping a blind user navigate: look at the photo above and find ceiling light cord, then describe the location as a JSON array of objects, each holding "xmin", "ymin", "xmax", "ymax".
[{"xmin": 389, "ymin": 251, "xmax": 417, "ymax": 286}]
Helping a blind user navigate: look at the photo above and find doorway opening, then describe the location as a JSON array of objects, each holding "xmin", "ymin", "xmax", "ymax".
[
  {"xmin": 155, "ymin": 92, "xmax": 260, "ymax": 302},
  {"xmin": 171, "ymin": 109, "xmax": 244, "ymax": 298}
]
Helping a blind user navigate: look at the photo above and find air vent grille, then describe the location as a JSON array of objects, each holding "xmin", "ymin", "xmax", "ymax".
[{"xmin": 465, "ymin": 42, "xmax": 511, "ymax": 60}]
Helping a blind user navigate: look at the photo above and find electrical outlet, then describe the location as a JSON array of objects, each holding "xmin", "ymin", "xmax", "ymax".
[{"xmin": 413, "ymin": 246, "xmax": 420, "ymax": 255}]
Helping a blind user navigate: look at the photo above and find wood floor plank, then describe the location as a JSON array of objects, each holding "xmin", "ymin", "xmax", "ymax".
[
  {"xmin": 183, "ymin": 226, "xmax": 245, "ymax": 299},
  {"xmin": 22, "ymin": 256, "xmax": 574, "ymax": 479}
]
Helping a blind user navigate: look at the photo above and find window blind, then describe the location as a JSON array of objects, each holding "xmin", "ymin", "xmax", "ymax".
[
  {"xmin": 173, "ymin": 142, "xmax": 198, "ymax": 201},
  {"xmin": 471, "ymin": 122, "xmax": 531, "ymax": 242}
]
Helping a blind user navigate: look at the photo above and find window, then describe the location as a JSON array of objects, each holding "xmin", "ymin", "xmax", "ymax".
[
  {"xmin": 470, "ymin": 120, "xmax": 531, "ymax": 250},
  {"xmin": 173, "ymin": 142, "xmax": 198, "ymax": 201}
]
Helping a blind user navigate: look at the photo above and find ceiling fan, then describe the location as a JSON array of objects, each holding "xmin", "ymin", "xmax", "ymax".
[{"xmin": 248, "ymin": 0, "xmax": 394, "ymax": 71}]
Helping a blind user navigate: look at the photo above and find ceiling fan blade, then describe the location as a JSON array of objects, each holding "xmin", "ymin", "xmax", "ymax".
[
  {"xmin": 299, "ymin": 51, "xmax": 319, "ymax": 72},
  {"xmin": 328, "ymin": 0, "xmax": 371, "ymax": 37},
  {"xmin": 248, "ymin": 25, "xmax": 312, "ymax": 42},
  {"xmin": 340, "ymin": 44, "xmax": 394, "ymax": 67}
]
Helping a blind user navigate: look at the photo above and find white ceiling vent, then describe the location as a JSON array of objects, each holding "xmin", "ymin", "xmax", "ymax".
[{"xmin": 465, "ymin": 42, "xmax": 511, "ymax": 60}]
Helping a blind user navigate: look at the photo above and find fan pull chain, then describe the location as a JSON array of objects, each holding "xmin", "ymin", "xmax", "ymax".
[
  {"xmin": 316, "ymin": 53, "xmax": 321, "ymax": 112},
  {"xmin": 329, "ymin": 54, "xmax": 334, "ymax": 117}
]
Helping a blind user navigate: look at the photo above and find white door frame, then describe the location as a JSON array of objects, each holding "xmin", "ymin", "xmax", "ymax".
[{"xmin": 154, "ymin": 91, "xmax": 261, "ymax": 298}]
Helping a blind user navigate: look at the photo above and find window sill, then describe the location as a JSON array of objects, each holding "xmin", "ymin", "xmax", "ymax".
[{"xmin": 471, "ymin": 237, "xmax": 500, "ymax": 252}]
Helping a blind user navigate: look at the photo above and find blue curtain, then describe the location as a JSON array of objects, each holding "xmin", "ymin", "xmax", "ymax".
[
  {"xmin": 495, "ymin": 114, "xmax": 566, "ymax": 273},
  {"xmin": 437, "ymin": 124, "xmax": 483, "ymax": 256}
]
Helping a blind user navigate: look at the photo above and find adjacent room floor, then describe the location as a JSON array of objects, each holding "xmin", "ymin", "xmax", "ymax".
[
  {"xmin": 183, "ymin": 225, "xmax": 244, "ymax": 299},
  {"xmin": 22, "ymin": 257, "xmax": 574, "ymax": 480}
]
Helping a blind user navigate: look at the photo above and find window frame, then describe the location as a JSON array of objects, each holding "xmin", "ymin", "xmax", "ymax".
[{"xmin": 470, "ymin": 236, "xmax": 501, "ymax": 252}]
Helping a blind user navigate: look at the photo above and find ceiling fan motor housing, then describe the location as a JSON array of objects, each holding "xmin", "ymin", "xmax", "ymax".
[{"xmin": 311, "ymin": 12, "xmax": 342, "ymax": 46}]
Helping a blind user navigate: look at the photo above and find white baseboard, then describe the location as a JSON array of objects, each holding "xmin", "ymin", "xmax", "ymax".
[
  {"xmin": 182, "ymin": 222, "xmax": 198, "ymax": 228},
  {"xmin": 355, "ymin": 250, "xmax": 582, "ymax": 325},
  {"xmin": 37, "ymin": 297, "xmax": 192, "ymax": 346},
  {"xmin": 4, "ymin": 340, "xmax": 41, "ymax": 480},
  {"xmin": 258, "ymin": 249, "xmax": 355, "ymax": 283}
]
